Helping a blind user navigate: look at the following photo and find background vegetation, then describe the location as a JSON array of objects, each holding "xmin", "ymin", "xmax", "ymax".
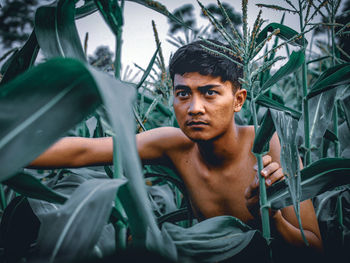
[{"xmin": 0, "ymin": 0, "xmax": 349, "ymax": 262}]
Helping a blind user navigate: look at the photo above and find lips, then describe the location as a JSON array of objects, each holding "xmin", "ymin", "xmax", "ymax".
[{"xmin": 186, "ymin": 120, "xmax": 209, "ymax": 126}]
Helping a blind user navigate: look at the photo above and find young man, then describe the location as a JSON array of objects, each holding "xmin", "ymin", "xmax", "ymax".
[{"xmin": 30, "ymin": 40, "xmax": 322, "ymax": 254}]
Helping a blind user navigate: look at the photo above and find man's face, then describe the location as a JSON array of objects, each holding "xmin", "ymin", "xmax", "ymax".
[{"xmin": 173, "ymin": 72, "xmax": 246, "ymax": 142}]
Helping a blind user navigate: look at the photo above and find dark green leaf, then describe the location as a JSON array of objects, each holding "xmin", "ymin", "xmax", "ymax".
[
  {"xmin": 267, "ymin": 158, "xmax": 350, "ymax": 210},
  {"xmin": 340, "ymin": 93, "xmax": 350, "ymax": 131},
  {"xmin": 255, "ymin": 93, "xmax": 302, "ymax": 119},
  {"xmin": 307, "ymin": 63, "xmax": 350, "ymax": 99},
  {"xmin": 163, "ymin": 215, "xmax": 268, "ymax": 262},
  {"xmin": 252, "ymin": 109, "xmax": 275, "ymax": 154},
  {"xmin": 0, "ymin": 31, "xmax": 39, "ymax": 85},
  {"xmin": 94, "ymin": 0, "xmax": 123, "ymax": 35},
  {"xmin": 35, "ymin": 0, "xmax": 86, "ymax": 61},
  {"xmin": 75, "ymin": 0, "xmax": 98, "ymax": 19},
  {"xmin": 256, "ymin": 23, "xmax": 305, "ymax": 47},
  {"xmin": 135, "ymin": 45, "xmax": 160, "ymax": 90},
  {"xmin": 3, "ymin": 172, "xmax": 68, "ymax": 204},
  {"xmin": 126, "ymin": 0, "xmax": 189, "ymax": 30},
  {"xmin": 0, "ymin": 53, "xmax": 176, "ymax": 258},
  {"xmin": 157, "ymin": 208, "xmax": 189, "ymax": 226},
  {"xmin": 323, "ymin": 129, "xmax": 338, "ymax": 142},
  {"xmin": 36, "ymin": 178, "xmax": 126, "ymax": 263},
  {"xmin": 261, "ymin": 50, "xmax": 304, "ymax": 91},
  {"xmin": 0, "ymin": 58, "xmax": 102, "ymax": 182}
]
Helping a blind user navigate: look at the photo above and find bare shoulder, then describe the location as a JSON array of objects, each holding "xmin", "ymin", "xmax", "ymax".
[{"xmin": 136, "ymin": 127, "xmax": 194, "ymax": 165}]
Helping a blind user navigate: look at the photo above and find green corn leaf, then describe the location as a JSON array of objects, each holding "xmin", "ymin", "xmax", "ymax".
[
  {"xmin": 157, "ymin": 208, "xmax": 189, "ymax": 226},
  {"xmin": 269, "ymin": 108, "xmax": 307, "ymax": 244},
  {"xmin": 3, "ymin": 172, "xmax": 68, "ymax": 204},
  {"xmin": 267, "ymin": 158, "xmax": 350, "ymax": 210},
  {"xmin": 0, "ymin": 58, "xmax": 101, "ymax": 182},
  {"xmin": 163, "ymin": 215, "xmax": 268, "ymax": 262},
  {"xmin": 126, "ymin": 0, "xmax": 189, "ymax": 30},
  {"xmin": 252, "ymin": 109, "xmax": 275, "ymax": 155},
  {"xmin": 36, "ymin": 178, "xmax": 126, "ymax": 263},
  {"xmin": 0, "ymin": 31, "xmax": 39, "ymax": 85},
  {"xmin": 255, "ymin": 93, "xmax": 302, "ymax": 119},
  {"xmin": 35, "ymin": 0, "xmax": 86, "ymax": 61},
  {"xmin": 0, "ymin": 57, "xmax": 176, "ymax": 259},
  {"xmin": 308, "ymin": 88, "xmax": 337, "ymax": 160},
  {"xmin": 256, "ymin": 23, "xmax": 305, "ymax": 47},
  {"xmin": 340, "ymin": 93, "xmax": 350, "ymax": 131},
  {"xmin": 76, "ymin": 0, "xmax": 98, "ymax": 19},
  {"xmin": 137, "ymin": 92, "xmax": 173, "ymax": 117},
  {"xmin": 94, "ymin": 0, "xmax": 124, "ymax": 35},
  {"xmin": 135, "ymin": 45, "xmax": 160, "ymax": 90},
  {"xmin": 307, "ymin": 63, "xmax": 350, "ymax": 99},
  {"xmin": 0, "ymin": 196, "xmax": 41, "ymax": 261},
  {"xmin": 261, "ymin": 50, "xmax": 305, "ymax": 91}
]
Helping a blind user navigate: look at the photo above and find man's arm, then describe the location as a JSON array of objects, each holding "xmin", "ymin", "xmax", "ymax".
[
  {"xmin": 245, "ymin": 133, "xmax": 323, "ymax": 252},
  {"xmin": 29, "ymin": 127, "xmax": 188, "ymax": 169}
]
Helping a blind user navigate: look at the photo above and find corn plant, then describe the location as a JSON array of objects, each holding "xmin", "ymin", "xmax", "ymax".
[{"xmin": 0, "ymin": 0, "xmax": 350, "ymax": 262}]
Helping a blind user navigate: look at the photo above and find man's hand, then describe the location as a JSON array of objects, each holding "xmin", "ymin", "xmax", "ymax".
[{"xmin": 244, "ymin": 155, "xmax": 284, "ymax": 219}]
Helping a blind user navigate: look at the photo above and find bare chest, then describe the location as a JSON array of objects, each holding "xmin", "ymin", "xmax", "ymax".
[{"xmin": 172, "ymin": 150, "xmax": 257, "ymax": 223}]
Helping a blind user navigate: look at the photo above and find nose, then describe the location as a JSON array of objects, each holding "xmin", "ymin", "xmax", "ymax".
[{"xmin": 188, "ymin": 96, "xmax": 205, "ymax": 115}]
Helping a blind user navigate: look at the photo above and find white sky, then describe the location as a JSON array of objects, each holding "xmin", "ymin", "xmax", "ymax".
[{"xmin": 75, "ymin": 0, "xmax": 324, "ymax": 77}]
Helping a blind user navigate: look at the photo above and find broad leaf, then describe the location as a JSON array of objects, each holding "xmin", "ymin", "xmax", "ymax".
[
  {"xmin": 125, "ymin": 0, "xmax": 188, "ymax": 29},
  {"xmin": 0, "ymin": 31, "xmax": 39, "ymax": 85},
  {"xmin": 76, "ymin": 0, "xmax": 98, "ymax": 19},
  {"xmin": 269, "ymin": 109, "xmax": 307, "ymax": 244},
  {"xmin": 261, "ymin": 50, "xmax": 304, "ymax": 91},
  {"xmin": 0, "ymin": 58, "xmax": 101, "ymax": 182},
  {"xmin": 308, "ymin": 89, "xmax": 337, "ymax": 160},
  {"xmin": 35, "ymin": 0, "xmax": 86, "ymax": 61},
  {"xmin": 256, "ymin": 23, "xmax": 305, "ymax": 47},
  {"xmin": 0, "ymin": 57, "xmax": 176, "ymax": 258},
  {"xmin": 267, "ymin": 158, "xmax": 350, "ymax": 210},
  {"xmin": 3, "ymin": 172, "xmax": 68, "ymax": 204},
  {"xmin": 163, "ymin": 215, "xmax": 269, "ymax": 263},
  {"xmin": 255, "ymin": 93, "xmax": 302, "ymax": 119},
  {"xmin": 307, "ymin": 63, "xmax": 350, "ymax": 99},
  {"xmin": 252, "ymin": 109, "xmax": 275, "ymax": 155},
  {"xmin": 35, "ymin": 178, "xmax": 126, "ymax": 263}
]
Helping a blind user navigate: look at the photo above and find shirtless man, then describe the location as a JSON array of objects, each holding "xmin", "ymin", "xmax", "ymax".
[{"xmin": 30, "ymin": 40, "xmax": 322, "ymax": 255}]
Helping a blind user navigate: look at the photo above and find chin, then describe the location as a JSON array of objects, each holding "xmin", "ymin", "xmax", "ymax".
[{"xmin": 183, "ymin": 129, "xmax": 214, "ymax": 143}]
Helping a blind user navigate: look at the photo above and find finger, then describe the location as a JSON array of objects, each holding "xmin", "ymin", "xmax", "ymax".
[
  {"xmin": 265, "ymin": 167, "xmax": 284, "ymax": 186},
  {"xmin": 253, "ymin": 155, "xmax": 272, "ymax": 171},
  {"xmin": 261, "ymin": 161, "xmax": 280, "ymax": 178},
  {"xmin": 262, "ymin": 155, "xmax": 272, "ymax": 167}
]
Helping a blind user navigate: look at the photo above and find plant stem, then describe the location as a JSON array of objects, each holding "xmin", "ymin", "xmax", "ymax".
[
  {"xmin": 114, "ymin": 26, "xmax": 123, "ymax": 79},
  {"xmin": 299, "ymin": 0, "xmax": 311, "ymax": 166},
  {"xmin": 0, "ymin": 184, "xmax": 6, "ymax": 211},
  {"xmin": 251, "ymin": 100, "xmax": 271, "ymax": 243},
  {"xmin": 330, "ymin": 1, "xmax": 340, "ymax": 157}
]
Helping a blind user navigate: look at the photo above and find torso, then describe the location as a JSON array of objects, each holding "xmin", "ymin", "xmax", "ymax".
[{"xmin": 167, "ymin": 126, "xmax": 259, "ymax": 225}]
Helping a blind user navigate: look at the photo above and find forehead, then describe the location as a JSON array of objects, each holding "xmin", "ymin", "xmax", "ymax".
[{"xmin": 174, "ymin": 72, "xmax": 233, "ymax": 89}]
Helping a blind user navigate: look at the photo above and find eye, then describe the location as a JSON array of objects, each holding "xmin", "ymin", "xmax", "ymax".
[
  {"xmin": 205, "ymin": 90, "xmax": 218, "ymax": 96},
  {"xmin": 176, "ymin": 90, "xmax": 189, "ymax": 98}
]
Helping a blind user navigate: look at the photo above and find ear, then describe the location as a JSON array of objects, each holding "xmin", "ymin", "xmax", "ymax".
[{"xmin": 234, "ymin": 89, "xmax": 247, "ymax": 112}]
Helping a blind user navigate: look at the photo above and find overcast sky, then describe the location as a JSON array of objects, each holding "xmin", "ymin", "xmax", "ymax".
[{"xmin": 75, "ymin": 0, "xmax": 322, "ymax": 75}]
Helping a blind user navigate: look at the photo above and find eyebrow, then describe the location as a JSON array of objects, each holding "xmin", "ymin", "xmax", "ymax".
[{"xmin": 174, "ymin": 84, "xmax": 222, "ymax": 91}]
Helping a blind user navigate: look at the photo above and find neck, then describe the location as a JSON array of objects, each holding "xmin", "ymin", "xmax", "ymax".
[{"xmin": 196, "ymin": 122, "xmax": 241, "ymax": 167}]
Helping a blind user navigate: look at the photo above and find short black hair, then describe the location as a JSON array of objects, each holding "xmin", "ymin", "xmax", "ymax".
[{"xmin": 169, "ymin": 39, "xmax": 243, "ymax": 90}]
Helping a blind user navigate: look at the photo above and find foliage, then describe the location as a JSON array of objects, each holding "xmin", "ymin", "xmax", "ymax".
[{"xmin": 0, "ymin": 0, "xmax": 350, "ymax": 262}]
